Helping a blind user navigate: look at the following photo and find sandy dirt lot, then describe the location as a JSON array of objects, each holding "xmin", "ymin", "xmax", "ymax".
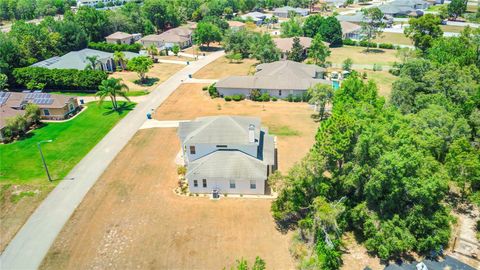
[
  {"xmin": 41, "ymin": 84, "xmax": 319, "ymax": 270},
  {"xmin": 154, "ymin": 83, "xmax": 319, "ymax": 172},
  {"xmin": 193, "ymin": 56, "xmax": 258, "ymax": 79},
  {"xmin": 41, "ymin": 129, "xmax": 295, "ymax": 270},
  {"xmin": 109, "ymin": 62, "xmax": 184, "ymax": 92}
]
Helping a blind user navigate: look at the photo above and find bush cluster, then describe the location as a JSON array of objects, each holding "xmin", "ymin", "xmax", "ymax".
[
  {"xmin": 286, "ymin": 92, "xmax": 311, "ymax": 102},
  {"xmin": 88, "ymin": 42, "xmax": 142, "ymax": 53},
  {"xmin": 12, "ymin": 67, "xmax": 108, "ymax": 91},
  {"xmin": 207, "ymin": 83, "xmax": 219, "ymax": 98},
  {"xmin": 343, "ymin": 39, "xmax": 398, "ymax": 50},
  {"xmin": 231, "ymin": 94, "xmax": 245, "ymax": 101}
]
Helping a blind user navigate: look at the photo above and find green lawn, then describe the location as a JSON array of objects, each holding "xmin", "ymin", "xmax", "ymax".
[
  {"xmin": 0, "ymin": 101, "xmax": 135, "ymax": 184},
  {"xmin": 49, "ymin": 90, "xmax": 149, "ymax": 97}
]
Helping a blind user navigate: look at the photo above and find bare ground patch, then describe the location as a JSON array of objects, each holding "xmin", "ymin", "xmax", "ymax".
[{"xmin": 193, "ymin": 56, "xmax": 258, "ymax": 79}]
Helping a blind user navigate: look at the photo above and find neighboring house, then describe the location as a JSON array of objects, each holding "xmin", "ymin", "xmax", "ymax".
[
  {"xmin": 0, "ymin": 91, "xmax": 79, "ymax": 140},
  {"xmin": 378, "ymin": 0, "xmax": 430, "ymax": 17},
  {"xmin": 227, "ymin": 21, "xmax": 246, "ymax": 31},
  {"xmin": 273, "ymin": 6, "xmax": 309, "ymax": 18},
  {"xmin": 321, "ymin": 0, "xmax": 347, "ymax": 8},
  {"xmin": 105, "ymin": 31, "xmax": 142, "ymax": 44},
  {"xmin": 178, "ymin": 116, "xmax": 276, "ymax": 195},
  {"xmin": 383, "ymin": 255, "xmax": 476, "ymax": 270},
  {"xmin": 241, "ymin": 12, "xmax": 272, "ymax": 25},
  {"xmin": 76, "ymin": 0, "xmax": 131, "ymax": 7},
  {"xmin": 31, "ymin": 48, "xmax": 139, "ymax": 71},
  {"xmin": 216, "ymin": 60, "xmax": 330, "ymax": 99},
  {"xmin": 139, "ymin": 27, "xmax": 193, "ymax": 49},
  {"xmin": 340, "ymin": 21, "xmax": 362, "ymax": 40},
  {"xmin": 336, "ymin": 12, "xmax": 393, "ymax": 26},
  {"xmin": 273, "ymin": 37, "xmax": 313, "ymax": 59}
]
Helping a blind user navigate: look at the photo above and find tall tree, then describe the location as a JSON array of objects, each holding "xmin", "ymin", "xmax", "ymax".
[
  {"xmin": 193, "ymin": 21, "xmax": 222, "ymax": 48},
  {"xmin": 250, "ymin": 33, "xmax": 280, "ymax": 63},
  {"xmin": 308, "ymin": 34, "xmax": 331, "ymax": 66},
  {"xmin": 404, "ymin": 14, "xmax": 443, "ymax": 52},
  {"xmin": 360, "ymin": 7, "xmax": 385, "ymax": 52},
  {"xmin": 448, "ymin": 0, "xmax": 467, "ymax": 20},
  {"xmin": 287, "ymin": 37, "xmax": 305, "ymax": 62},
  {"xmin": 142, "ymin": 0, "xmax": 180, "ymax": 31},
  {"xmin": 126, "ymin": 56, "xmax": 154, "ymax": 83},
  {"xmin": 280, "ymin": 16, "xmax": 303, "ymax": 37},
  {"xmin": 96, "ymin": 78, "xmax": 130, "ymax": 110},
  {"xmin": 308, "ymin": 83, "xmax": 334, "ymax": 120}
]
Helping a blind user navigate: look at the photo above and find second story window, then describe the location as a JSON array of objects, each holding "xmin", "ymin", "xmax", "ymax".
[
  {"xmin": 202, "ymin": 179, "xmax": 207, "ymax": 188},
  {"xmin": 190, "ymin": 145, "xmax": 196, "ymax": 154},
  {"xmin": 193, "ymin": 180, "xmax": 198, "ymax": 187}
]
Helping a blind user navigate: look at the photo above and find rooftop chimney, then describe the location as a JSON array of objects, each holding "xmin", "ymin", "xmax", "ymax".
[{"xmin": 248, "ymin": 124, "xmax": 255, "ymax": 143}]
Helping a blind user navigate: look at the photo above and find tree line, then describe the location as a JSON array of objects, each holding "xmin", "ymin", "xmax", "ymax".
[{"xmin": 270, "ymin": 27, "xmax": 480, "ymax": 269}]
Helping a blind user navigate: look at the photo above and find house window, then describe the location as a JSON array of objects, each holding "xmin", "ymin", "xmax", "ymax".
[
  {"xmin": 43, "ymin": 109, "xmax": 50, "ymax": 116},
  {"xmin": 230, "ymin": 180, "xmax": 236, "ymax": 189},
  {"xmin": 190, "ymin": 146, "xmax": 196, "ymax": 154},
  {"xmin": 202, "ymin": 179, "xmax": 207, "ymax": 188},
  {"xmin": 250, "ymin": 180, "xmax": 256, "ymax": 189},
  {"xmin": 193, "ymin": 180, "xmax": 198, "ymax": 187},
  {"xmin": 279, "ymin": 90, "xmax": 282, "ymax": 96}
]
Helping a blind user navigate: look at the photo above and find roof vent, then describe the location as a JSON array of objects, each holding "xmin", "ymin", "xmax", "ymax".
[{"xmin": 248, "ymin": 124, "xmax": 255, "ymax": 143}]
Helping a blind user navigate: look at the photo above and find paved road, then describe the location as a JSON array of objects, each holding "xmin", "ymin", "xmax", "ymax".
[{"xmin": 0, "ymin": 50, "xmax": 225, "ymax": 270}]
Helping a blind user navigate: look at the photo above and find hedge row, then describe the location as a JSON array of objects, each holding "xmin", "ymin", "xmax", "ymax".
[
  {"xmin": 88, "ymin": 42, "xmax": 143, "ymax": 53},
  {"xmin": 12, "ymin": 67, "xmax": 108, "ymax": 91},
  {"xmin": 343, "ymin": 39, "xmax": 398, "ymax": 50},
  {"xmin": 224, "ymin": 94, "xmax": 245, "ymax": 101}
]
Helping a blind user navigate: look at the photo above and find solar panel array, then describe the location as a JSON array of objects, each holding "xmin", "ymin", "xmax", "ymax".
[
  {"xmin": 0, "ymin": 92, "xmax": 11, "ymax": 105},
  {"xmin": 25, "ymin": 92, "xmax": 54, "ymax": 105}
]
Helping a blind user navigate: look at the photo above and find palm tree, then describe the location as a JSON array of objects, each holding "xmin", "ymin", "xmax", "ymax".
[
  {"xmin": 85, "ymin": 55, "xmax": 100, "ymax": 70},
  {"xmin": 147, "ymin": 44, "xmax": 158, "ymax": 59},
  {"xmin": 113, "ymin": 51, "xmax": 126, "ymax": 71},
  {"xmin": 96, "ymin": 78, "xmax": 130, "ymax": 110}
]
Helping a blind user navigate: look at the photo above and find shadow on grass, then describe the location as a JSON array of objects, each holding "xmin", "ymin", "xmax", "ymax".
[
  {"xmin": 362, "ymin": 48, "xmax": 386, "ymax": 54},
  {"xmin": 198, "ymin": 46, "xmax": 223, "ymax": 52},
  {"xmin": 102, "ymin": 102, "xmax": 136, "ymax": 116},
  {"xmin": 133, "ymin": 77, "xmax": 159, "ymax": 86}
]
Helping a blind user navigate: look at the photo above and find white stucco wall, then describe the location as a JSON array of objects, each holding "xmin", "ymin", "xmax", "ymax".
[
  {"xmin": 217, "ymin": 88, "xmax": 307, "ymax": 99},
  {"xmin": 187, "ymin": 177, "xmax": 266, "ymax": 195},
  {"xmin": 183, "ymin": 143, "xmax": 258, "ymax": 163}
]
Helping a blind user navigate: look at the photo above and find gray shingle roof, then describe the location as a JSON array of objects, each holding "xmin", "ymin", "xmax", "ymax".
[
  {"xmin": 186, "ymin": 150, "xmax": 267, "ymax": 180},
  {"xmin": 31, "ymin": 49, "xmax": 138, "ymax": 70},
  {"xmin": 216, "ymin": 61, "xmax": 329, "ymax": 91},
  {"xmin": 178, "ymin": 116, "xmax": 261, "ymax": 145}
]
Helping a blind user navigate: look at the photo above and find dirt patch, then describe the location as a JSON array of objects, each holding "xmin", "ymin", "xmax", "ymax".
[
  {"xmin": 193, "ymin": 56, "xmax": 258, "ymax": 79},
  {"xmin": 154, "ymin": 83, "xmax": 319, "ymax": 172},
  {"xmin": 109, "ymin": 62, "xmax": 184, "ymax": 92},
  {"xmin": 341, "ymin": 232, "xmax": 384, "ymax": 270},
  {"xmin": 0, "ymin": 184, "xmax": 53, "ymax": 252},
  {"xmin": 41, "ymin": 129, "xmax": 294, "ymax": 270}
]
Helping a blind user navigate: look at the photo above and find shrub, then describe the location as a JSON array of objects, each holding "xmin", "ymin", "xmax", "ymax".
[
  {"xmin": 208, "ymin": 83, "xmax": 219, "ymax": 98},
  {"xmin": 378, "ymin": 43, "xmax": 394, "ymax": 49},
  {"xmin": 342, "ymin": 58, "xmax": 353, "ymax": 71},
  {"xmin": 358, "ymin": 40, "xmax": 377, "ymax": 48},
  {"xmin": 177, "ymin": 166, "xmax": 186, "ymax": 175},
  {"xmin": 343, "ymin": 39, "xmax": 357, "ymax": 46},
  {"xmin": 272, "ymin": 97, "xmax": 278, "ymax": 101},
  {"xmin": 260, "ymin": 92, "xmax": 271, "ymax": 102},
  {"xmin": 293, "ymin": 95, "xmax": 302, "ymax": 102},
  {"xmin": 202, "ymin": 86, "xmax": 208, "ymax": 91},
  {"xmin": 88, "ymin": 42, "xmax": 142, "ymax": 53},
  {"xmin": 224, "ymin": 96, "xmax": 232, "ymax": 101},
  {"xmin": 250, "ymin": 89, "xmax": 261, "ymax": 101},
  {"xmin": 301, "ymin": 91, "xmax": 311, "ymax": 102},
  {"xmin": 287, "ymin": 94, "xmax": 294, "ymax": 102},
  {"xmin": 232, "ymin": 94, "xmax": 245, "ymax": 101},
  {"xmin": 373, "ymin": 64, "xmax": 383, "ymax": 71},
  {"xmin": 12, "ymin": 67, "xmax": 108, "ymax": 91}
]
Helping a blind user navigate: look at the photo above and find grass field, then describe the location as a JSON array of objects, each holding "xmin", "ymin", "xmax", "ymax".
[
  {"xmin": 373, "ymin": 32, "xmax": 413, "ymax": 45},
  {"xmin": 193, "ymin": 56, "xmax": 258, "ymax": 79},
  {"xmin": 328, "ymin": 46, "xmax": 400, "ymax": 66},
  {"xmin": 0, "ymin": 101, "xmax": 134, "ymax": 184},
  {"xmin": 440, "ymin": 25, "xmax": 468, "ymax": 33}
]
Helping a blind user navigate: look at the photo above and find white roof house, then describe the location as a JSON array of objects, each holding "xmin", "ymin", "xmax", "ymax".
[
  {"xmin": 216, "ymin": 60, "xmax": 330, "ymax": 99},
  {"xmin": 105, "ymin": 31, "xmax": 142, "ymax": 44},
  {"xmin": 273, "ymin": 6, "xmax": 309, "ymax": 18},
  {"xmin": 31, "ymin": 48, "xmax": 138, "ymax": 71},
  {"xmin": 241, "ymin": 12, "xmax": 272, "ymax": 25},
  {"xmin": 178, "ymin": 116, "xmax": 276, "ymax": 195}
]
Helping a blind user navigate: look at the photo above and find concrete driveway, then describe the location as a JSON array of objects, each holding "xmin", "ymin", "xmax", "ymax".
[{"xmin": 0, "ymin": 50, "xmax": 225, "ymax": 270}]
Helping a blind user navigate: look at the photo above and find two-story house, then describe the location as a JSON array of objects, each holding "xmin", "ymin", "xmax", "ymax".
[{"xmin": 178, "ymin": 116, "xmax": 276, "ymax": 195}]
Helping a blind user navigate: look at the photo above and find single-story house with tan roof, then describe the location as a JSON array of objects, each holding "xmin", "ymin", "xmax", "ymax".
[
  {"xmin": 139, "ymin": 27, "xmax": 193, "ymax": 49},
  {"xmin": 0, "ymin": 91, "xmax": 80, "ymax": 141},
  {"xmin": 227, "ymin": 21, "xmax": 245, "ymax": 31},
  {"xmin": 273, "ymin": 37, "xmax": 314, "ymax": 59},
  {"xmin": 105, "ymin": 31, "xmax": 142, "ymax": 45},
  {"xmin": 340, "ymin": 21, "xmax": 362, "ymax": 40},
  {"xmin": 216, "ymin": 60, "xmax": 330, "ymax": 99}
]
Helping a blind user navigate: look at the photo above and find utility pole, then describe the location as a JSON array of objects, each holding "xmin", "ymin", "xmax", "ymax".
[{"xmin": 37, "ymin": 140, "xmax": 53, "ymax": 182}]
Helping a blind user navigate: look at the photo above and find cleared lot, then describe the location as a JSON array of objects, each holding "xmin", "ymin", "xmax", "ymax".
[
  {"xmin": 41, "ymin": 83, "xmax": 320, "ymax": 269},
  {"xmin": 193, "ymin": 56, "xmax": 258, "ymax": 79},
  {"xmin": 328, "ymin": 46, "xmax": 400, "ymax": 66}
]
